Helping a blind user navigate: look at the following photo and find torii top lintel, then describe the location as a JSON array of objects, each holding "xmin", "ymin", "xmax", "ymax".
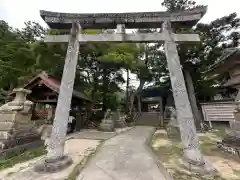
[{"xmin": 40, "ymin": 6, "xmax": 207, "ymax": 29}]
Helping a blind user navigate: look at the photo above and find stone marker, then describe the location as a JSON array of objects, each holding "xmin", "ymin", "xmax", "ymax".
[
  {"xmin": 166, "ymin": 107, "xmax": 180, "ymax": 139},
  {"xmin": 0, "ymin": 88, "xmax": 42, "ymax": 158},
  {"xmin": 114, "ymin": 109, "xmax": 127, "ymax": 128},
  {"xmin": 99, "ymin": 109, "xmax": 115, "ymax": 132}
]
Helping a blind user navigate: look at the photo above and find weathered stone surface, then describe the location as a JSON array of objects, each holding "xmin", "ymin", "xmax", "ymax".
[
  {"xmin": 229, "ymin": 121, "xmax": 240, "ymax": 131},
  {"xmin": 68, "ymin": 130, "xmax": 116, "ymax": 140},
  {"xmin": 38, "ymin": 124, "xmax": 53, "ymax": 148},
  {"xmin": 180, "ymin": 157, "xmax": 217, "ymax": 175},
  {"xmin": 40, "ymin": 6, "xmax": 207, "ymax": 29},
  {"xmin": 161, "ymin": 20, "xmax": 215, "ymax": 173},
  {"xmin": 114, "ymin": 110, "xmax": 127, "ymax": 128},
  {"xmin": 221, "ymin": 117, "xmax": 240, "ymax": 148},
  {"xmin": 34, "ymin": 155, "xmax": 73, "ymax": 173},
  {"xmin": 44, "ymin": 33, "xmax": 200, "ymax": 43},
  {"xmin": 39, "ymin": 6, "xmax": 211, "ymax": 176},
  {"xmin": 218, "ymin": 141, "xmax": 240, "ymax": 160},
  {"xmin": 0, "ymin": 88, "xmax": 42, "ymax": 157},
  {"xmin": 234, "ymin": 110, "xmax": 240, "ymax": 121},
  {"xmin": 166, "ymin": 107, "xmax": 180, "ymax": 139},
  {"xmin": 99, "ymin": 109, "xmax": 115, "ymax": 132},
  {"xmin": 46, "ymin": 22, "xmax": 80, "ymax": 161},
  {"xmin": 77, "ymin": 127, "xmax": 171, "ymax": 180}
]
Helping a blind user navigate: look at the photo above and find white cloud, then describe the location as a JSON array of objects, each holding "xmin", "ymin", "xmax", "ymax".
[{"xmin": 1, "ymin": 0, "xmax": 240, "ymax": 28}]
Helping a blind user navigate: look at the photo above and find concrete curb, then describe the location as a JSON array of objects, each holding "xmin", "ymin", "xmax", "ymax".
[{"xmin": 144, "ymin": 127, "xmax": 174, "ymax": 180}]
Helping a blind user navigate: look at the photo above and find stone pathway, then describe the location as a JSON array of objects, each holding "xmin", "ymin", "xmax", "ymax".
[
  {"xmin": 77, "ymin": 126, "xmax": 172, "ymax": 180},
  {"xmin": 68, "ymin": 127, "xmax": 132, "ymax": 141}
]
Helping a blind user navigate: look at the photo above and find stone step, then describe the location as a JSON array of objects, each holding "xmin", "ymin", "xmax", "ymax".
[
  {"xmin": 136, "ymin": 112, "xmax": 161, "ymax": 126},
  {"xmin": 0, "ymin": 122, "xmax": 13, "ymax": 131}
]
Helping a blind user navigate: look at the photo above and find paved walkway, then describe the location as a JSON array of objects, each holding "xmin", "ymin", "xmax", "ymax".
[
  {"xmin": 77, "ymin": 126, "xmax": 172, "ymax": 180},
  {"xmin": 68, "ymin": 127, "xmax": 132, "ymax": 140}
]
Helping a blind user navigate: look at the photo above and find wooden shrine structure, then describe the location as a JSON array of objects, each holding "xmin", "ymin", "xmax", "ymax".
[{"xmin": 15, "ymin": 71, "xmax": 91, "ymax": 105}]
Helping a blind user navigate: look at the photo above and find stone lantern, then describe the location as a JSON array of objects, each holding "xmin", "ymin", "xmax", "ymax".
[{"xmin": 0, "ymin": 88, "xmax": 42, "ymax": 156}]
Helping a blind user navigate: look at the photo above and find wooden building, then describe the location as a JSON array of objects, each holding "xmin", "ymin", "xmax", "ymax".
[
  {"xmin": 10, "ymin": 72, "xmax": 92, "ymax": 129},
  {"xmin": 17, "ymin": 72, "xmax": 91, "ymax": 105},
  {"xmin": 201, "ymin": 48, "xmax": 240, "ymax": 127}
]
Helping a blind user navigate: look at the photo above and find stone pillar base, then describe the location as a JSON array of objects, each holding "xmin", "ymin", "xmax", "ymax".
[
  {"xmin": 34, "ymin": 155, "xmax": 72, "ymax": 173},
  {"xmin": 166, "ymin": 125, "xmax": 180, "ymax": 139},
  {"xmin": 115, "ymin": 118, "xmax": 127, "ymax": 128},
  {"xmin": 180, "ymin": 157, "xmax": 216, "ymax": 175},
  {"xmin": 99, "ymin": 119, "xmax": 115, "ymax": 132}
]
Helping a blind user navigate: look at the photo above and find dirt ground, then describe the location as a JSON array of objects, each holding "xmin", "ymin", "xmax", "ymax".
[
  {"xmin": 0, "ymin": 139, "xmax": 101, "ymax": 180},
  {"xmin": 151, "ymin": 125, "xmax": 240, "ymax": 180}
]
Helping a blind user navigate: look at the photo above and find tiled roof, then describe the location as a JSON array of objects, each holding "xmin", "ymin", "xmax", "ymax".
[{"xmin": 12, "ymin": 72, "xmax": 91, "ymax": 101}]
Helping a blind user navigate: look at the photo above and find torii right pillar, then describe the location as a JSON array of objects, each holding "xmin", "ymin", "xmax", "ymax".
[{"xmin": 162, "ymin": 20, "xmax": 215, "ymax": 173}]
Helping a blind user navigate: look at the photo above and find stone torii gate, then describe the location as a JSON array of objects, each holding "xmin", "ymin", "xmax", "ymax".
[{"xmin": 35, "ymin": 7, "xmax": 215, "ymax": 173}]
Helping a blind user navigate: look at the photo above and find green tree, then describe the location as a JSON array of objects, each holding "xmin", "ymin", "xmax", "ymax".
[
  {"xmin": 102, "ymin": 43, "xmax": 142, "ymax": 116},
  {"xmin": 0, "ymin": 20, "xmax": 67, "ymax": 102},
  {"xmin": 161, "ymin": 0, "xmax": 240, "ymax": 129}
]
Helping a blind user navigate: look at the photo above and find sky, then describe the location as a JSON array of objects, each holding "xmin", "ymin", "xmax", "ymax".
[
  {"xmin": 1, "ymin": 0, "xmax": 240, "ymax": 29},
  {"xmin": 1, "ymin": 0, "xmax": 240, "ymax": 88}
]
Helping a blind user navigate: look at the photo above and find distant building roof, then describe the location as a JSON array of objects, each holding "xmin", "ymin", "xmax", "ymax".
[
  {"xmin": 208, "ymin": 48, "xmax": 240, "ymax": 72},
  {"xmin": 11, "ymin": 72, "xmax": 91, "ymax": 102}
]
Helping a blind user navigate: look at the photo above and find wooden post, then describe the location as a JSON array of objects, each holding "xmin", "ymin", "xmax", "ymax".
[{"xmin": 159, "ymin": 97, "xmax": 164, "ymax": 127}]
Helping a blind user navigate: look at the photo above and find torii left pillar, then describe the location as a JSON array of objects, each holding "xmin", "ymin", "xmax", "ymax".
[{"xmin": 35, "ymin": 22, "xmax": 80, "ymax": 172}]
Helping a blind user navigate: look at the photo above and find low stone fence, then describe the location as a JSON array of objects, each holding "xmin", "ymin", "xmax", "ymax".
[{"xmin": 217, "ymin": 142, "xmax": 240, "ymax": 159}]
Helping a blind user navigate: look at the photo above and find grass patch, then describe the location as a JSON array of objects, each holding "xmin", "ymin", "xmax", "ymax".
[
  {"xmin": 210, "ymin": 122, "xmax": 228, "ymax": 138},
  {"xmin": 151, "ymin": 132, "xmax": 183, "ymax": 163},
  {"xmin": 0, "ymin": 147, "xmax": 46, "ymax": 170},
  {"xmin": 151, "ymin": 131, "xmax": 227, "ymax": 180},
  {"xmin": 199, "ymin": 136, "xmax": 219, "ymax": 156},
  {"xmin": 172, "ymin": 169, "xmax": 226, "ymax": 180}
]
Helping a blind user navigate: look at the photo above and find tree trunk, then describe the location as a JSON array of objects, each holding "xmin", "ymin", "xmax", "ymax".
[
  {"xmin": 102, "ymin": 69, "xmax": 108, "ymax": 112},
  {"xmin": 137, "ymin": 79, "xmax": 145, "ymax": 113},
  {"xmin": 126, "ymin": 69, "xmax": 130, "ymax": 114},
  {"xmin": 184, "ymin": 69, "xmax": 202, "ymax": 130},
  {"xmin": 137, "ymin": 95, "xmax": 141, "ymax": 113},
  {"xmin": 159, "ymin": 97, "xmax": 164, "ymax": 127},
  {"xmin": 87, "ymin": 74, "xmax": 98, "ymax": 123}
]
